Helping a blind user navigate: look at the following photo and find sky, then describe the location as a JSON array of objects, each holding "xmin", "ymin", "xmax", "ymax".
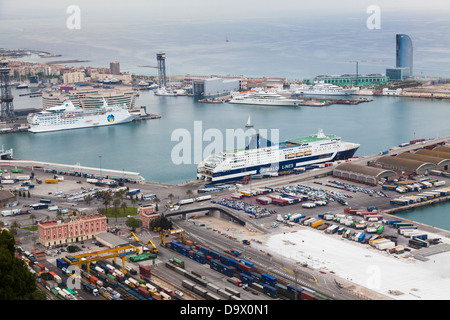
[{"xmin": 0, "ymin": 0, "xmax": 449, "ymax": 78}]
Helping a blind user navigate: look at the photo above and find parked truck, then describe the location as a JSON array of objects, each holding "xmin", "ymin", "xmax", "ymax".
[{"xmin": 82, "ymin": 282, "xmax": 99, "ymax": 296}]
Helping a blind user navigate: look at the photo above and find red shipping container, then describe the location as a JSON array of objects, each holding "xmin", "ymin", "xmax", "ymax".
[
  {"xmin": 90, "ymin": 276, "xmax": 98, "ymax": 284},
  {"xmin": 301, "ymin": 291, "xmax": 315, "ymax": 300},
  {"xmin": 138, "ymin": 287, "xmax": 151, "ymax": 298},
  {"xmin": 139, "ymin": 265, "xmax": 151, "ymax": 278}
]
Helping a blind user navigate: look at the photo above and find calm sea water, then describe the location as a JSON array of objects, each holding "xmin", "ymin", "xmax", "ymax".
[{"xmin": 3, "ymin": 90, "xmax": 450, "ymax": 230}]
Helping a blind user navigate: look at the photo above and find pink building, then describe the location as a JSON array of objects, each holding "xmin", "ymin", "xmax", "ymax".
[
  {"xmin": 38, "ymin": 215, "xmax": 107, "ymax": 247},
  {"xmin": 139, "ymin": 205, "xmax": 159, "ymax": 229}
]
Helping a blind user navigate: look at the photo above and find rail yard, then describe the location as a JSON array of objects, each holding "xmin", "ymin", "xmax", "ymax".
[{"xmin": 3, "ymin": 136, "xmax": 450, "ymax": 302}]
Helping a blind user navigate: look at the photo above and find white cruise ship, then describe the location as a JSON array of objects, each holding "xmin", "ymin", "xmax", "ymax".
[
  {"xmin": 229, "ymin": 91, "xmax": 301, "ymax": 106},
  {"xmin": 197, "ymin": 129, "xmax": 359, "ymax": 183},
  {"xmin": 296, "ymin": 82, "xmax": 356, "ymax": 96},
  {"xmin": 27, "ymin": 100, "xmax": 137, "ymax": 133}
]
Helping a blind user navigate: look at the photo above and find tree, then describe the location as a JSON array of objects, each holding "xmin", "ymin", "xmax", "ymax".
[
  {"xmin": 125, "ymin": 217, "xmax": 142, "ymax": 231},
  {"xmin": 113, "ymin": 199, "xmax": 121, "ymax": 222},
  {"xmin": 168, "ymin": 193, "xmax": 174, "ymax": 204},
  {"xmin": 102, "ymin": 191, "xmax": 113, "ymax": 213},
  {"xmin": 153, "ymin": 197, "xmax": 160, "ymax": 211},
  {"xmin": 186, "ymin": 189, "xmax": 193, "ymax": 199},
  {"xmin": 0, "ymin": 230, "xmax": 44, "ymax": 300},
  {"xmin": 10, "ymin": 221, "xmax": 21, "ymax": 236},
  {"xmin": 121, "ymin": 202, "xmax": 128, "ymax": 215}
]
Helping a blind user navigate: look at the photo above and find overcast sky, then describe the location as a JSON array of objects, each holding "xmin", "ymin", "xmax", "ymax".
[{"xmin": 1, "ymin": 0, "xmax": 449, "ymax": 22}]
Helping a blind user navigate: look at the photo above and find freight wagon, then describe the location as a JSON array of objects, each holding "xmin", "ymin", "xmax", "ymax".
[
  {"xmin": 261, "ymin": 273, "xmax": 277, "ymax": 286},
  {"xmin": 205, "ymin": 292, "xmax": 222, "ymax": 300},
  {"xmin": 210, "ymin": 259, "xmax": 234, "ymax": 277},
  {"xmin": 263, "ymin": 284, "xmax": 278, "ymax": 298}
]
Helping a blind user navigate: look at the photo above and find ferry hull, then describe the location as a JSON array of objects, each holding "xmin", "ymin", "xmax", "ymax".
[
  {"xmin": 28, "ymin": 114, "xmax": 137, "ymax": 133},
  {"xmin": 197, "ymin": 146, "xmax": 359, "ymax": 183}
]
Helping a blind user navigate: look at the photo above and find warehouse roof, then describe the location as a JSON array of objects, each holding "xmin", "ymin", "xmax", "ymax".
[
  {"xmin": 334, "ymin": 163, "xmax": 396, "ymax": 179},
  {"xmin": 433, "ymin": 145, "xmax": 450, "ymax": 154},
  {"xmin": 397, "ymin": 152, "xmax": 450, "ymax": 167},
  {"xmin": 417, "ymin": 148, "xmax": 450, "ymax": 159},
  {"xmin": 375, "ymin": 156, "xmax": 435, "ymax": 172}
]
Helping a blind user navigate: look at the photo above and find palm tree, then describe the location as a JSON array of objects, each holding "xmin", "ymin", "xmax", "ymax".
[
  {"xmin": 186, "ymin": 189, "xmax": 193, "ymax": 199},
  {"xmin": 153, "ymin": 196, "xmax": 160, "ymax": 211},
  {"xmin": 168, "ymin": 193, "xmax": 174, "ymax": 204},
  {"xmin": 121, "ymin": 202, "xmax": 128, "ymax": 216},
  {"xmin": 113, "ymin": 199, "xmax": 121, "ymax": 222},
  {"xmin": 85, "ymin": 194, "xmax": 93, "ymax": 205},
  {"xmin": 29, "ymin": 214, "xmax": 36, "ymax": 225}
]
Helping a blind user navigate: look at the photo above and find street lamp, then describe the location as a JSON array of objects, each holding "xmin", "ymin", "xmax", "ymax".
[{"xmin": 99, "ymin": 155, "xmax": 102, "ymax": 181}]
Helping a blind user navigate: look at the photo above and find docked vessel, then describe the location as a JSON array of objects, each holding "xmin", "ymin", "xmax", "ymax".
[
  {"xmin": 27, "ymin": 100, "xmax": 137, "ymax": 133},
  {"xmin": 228, "ymin": 91, "xmax": 301, "ymax": 106},
  {"xmin": 197, "ymin": 129, "xmax": 359, "ymax": 183},
  {"xmin": 154, "ymin": 87, "xmax": 177, "ymax": 96},
  {"xmin": 296, "ymin": 82, "xmax": 356, "ymax": 96}
]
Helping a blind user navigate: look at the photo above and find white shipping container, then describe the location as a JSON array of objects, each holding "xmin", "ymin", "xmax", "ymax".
[{"xmin": 377, "ymin": 241, "xmax": 396, "ymax": 250}]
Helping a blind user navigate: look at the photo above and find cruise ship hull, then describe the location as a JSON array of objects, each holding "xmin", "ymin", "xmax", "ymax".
[
  {"xmin": 228, "ymin": 98, "xmax": 301, "ymax": 106},
  {"xmin": 197, "ymin": 146, "xmax": 359, "ymax": 183},
  {"xmin": 28, "ymin": 106, "xmax": 138, "ymax": 133}
]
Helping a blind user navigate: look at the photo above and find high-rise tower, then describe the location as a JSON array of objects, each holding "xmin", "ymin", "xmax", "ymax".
[
  {"xmin": 156, "ymin": 52, "xmax": 167, "ymax": 88},
  {"xmin": 0, "ymin": 60, "xmax": 16, "ymax": 122},
  {"xmin": 396, "ymin": 34, "xmax": 413, "ymax": 77}
]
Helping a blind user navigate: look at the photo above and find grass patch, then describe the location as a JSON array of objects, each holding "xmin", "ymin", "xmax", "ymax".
[
  {"xmin": 99, "ymin": 207, "xmax": 138, "ymax": 218},
  {"xmin": 22, "ymin": 226, "xmax": 38, "ymax": 231}
]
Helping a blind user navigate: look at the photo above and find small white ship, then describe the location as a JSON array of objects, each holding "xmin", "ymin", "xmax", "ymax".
[
  {"xmin": 296, "ymin": 82, "xmax": 356, "ymax": 96},
  {"xmin": 229, "ymin": 91, "xmax": 301, "ymax": 106}
]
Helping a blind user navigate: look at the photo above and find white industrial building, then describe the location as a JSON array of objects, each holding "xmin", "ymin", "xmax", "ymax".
[{"xmin": 192, "ymin": 77, "xmax": 240, "ymax": 97}]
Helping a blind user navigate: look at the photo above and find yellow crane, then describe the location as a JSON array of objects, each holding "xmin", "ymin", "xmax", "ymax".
[
  {"xmin": 128, "ymin": 232, "xmax": 139, "ymax": 242},
  {"xmin": 128, "ymin": 232, "xmax": 158, "ymax": 255},
  {"xmin": 160, "ymin": 228, "xmax": 185, "ymax": 247},
  {"xmin": 63, "ymin": 244, "xmax": 139, "ymax": 274}
]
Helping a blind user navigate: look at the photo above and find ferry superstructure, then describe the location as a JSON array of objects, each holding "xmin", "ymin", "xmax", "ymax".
[
  {"xmin": 296, "ymin": 82, "xmax": 356, "ymax": 96},
  {"xmin": 197, "ymin": 129, "xmax": 359, "ymax": 183},
  {"xmin": 27, "ymin": 100, "xmax": 137, "ymax": 133},
  {"xmin": 228, "ymin": 91, "xmax": 301, "ymax": 106}
]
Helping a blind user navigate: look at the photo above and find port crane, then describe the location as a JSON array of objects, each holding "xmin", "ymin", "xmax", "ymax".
[
  {"xmin": 160, "ymin": 228, "xmax": 185, "ymax": 247},
  {"xmin": 62, "ymin": 244, "xmax": 139, "ymax": 274},
  {"xmin": 128, "ymin": 232, "xmax": 158, "ymax": 255}
]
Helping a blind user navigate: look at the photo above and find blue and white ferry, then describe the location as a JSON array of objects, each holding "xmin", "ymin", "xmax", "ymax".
[{"xmin": 197, "ymin": 129, "xmax": 360, "ymax": 183}]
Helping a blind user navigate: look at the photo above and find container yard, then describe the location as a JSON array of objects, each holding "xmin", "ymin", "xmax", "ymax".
[{"xmin": 5, "ymin": 136, "xmax": 450, "ymax": 301}]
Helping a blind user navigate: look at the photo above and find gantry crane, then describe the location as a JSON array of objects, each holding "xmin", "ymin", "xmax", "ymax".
[
  {"xmin": 63, "ymin": 244, "xmax": 140, "ymax": 274},
  {"xmin": 160, "ymin": 228, "xmax": 185, "ymax": 247}
]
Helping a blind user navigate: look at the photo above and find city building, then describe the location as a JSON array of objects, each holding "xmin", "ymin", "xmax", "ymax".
[
  {"xmin": 396, "ymin": 34, "xmax": 413, "ymax": 77},
  {"xmin": 139, "ymin": 205, "xmax": 159, "ymax": 229},
  {"xmin": 38, "ymin": 215, "xmax": 107, "ymax": 247},
  {"xmin": 110, "ymin": 61, "xmax": 120, "ymax": 75},
  {"xmin": 386, "ymin": 67, "xmax": 410, "ymax": 81},
  {"xmin": 303, "ymin": 74, "xmax": 389, "ymax": 86},
  {"xmin": 63, "ymin": 71, "xmax": 86, "ymax": 84},
  {"xmin": 192, "ymin": 77, "xmax": 240, "ymax": 97},
  {"xmin": 41, "ymin": 86, "xmax": 137, "ymax": 109}
]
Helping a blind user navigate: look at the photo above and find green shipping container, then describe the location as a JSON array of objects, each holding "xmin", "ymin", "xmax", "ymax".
[
  {"xmin": 107, "ymin": 273, "xmax": 117, "ymax": 281},
  {"xmin": 377, "ymin": 225, "xmax": 384, "ymax": 234},
  {"xmin": 173, "ymin": 257, "xmax": 185, "ymax": 268}
]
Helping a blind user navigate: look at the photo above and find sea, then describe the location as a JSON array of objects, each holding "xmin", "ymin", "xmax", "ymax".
[{"xmin": 0, "ymin": 1, "xmax": 450, "ymax": 230}]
